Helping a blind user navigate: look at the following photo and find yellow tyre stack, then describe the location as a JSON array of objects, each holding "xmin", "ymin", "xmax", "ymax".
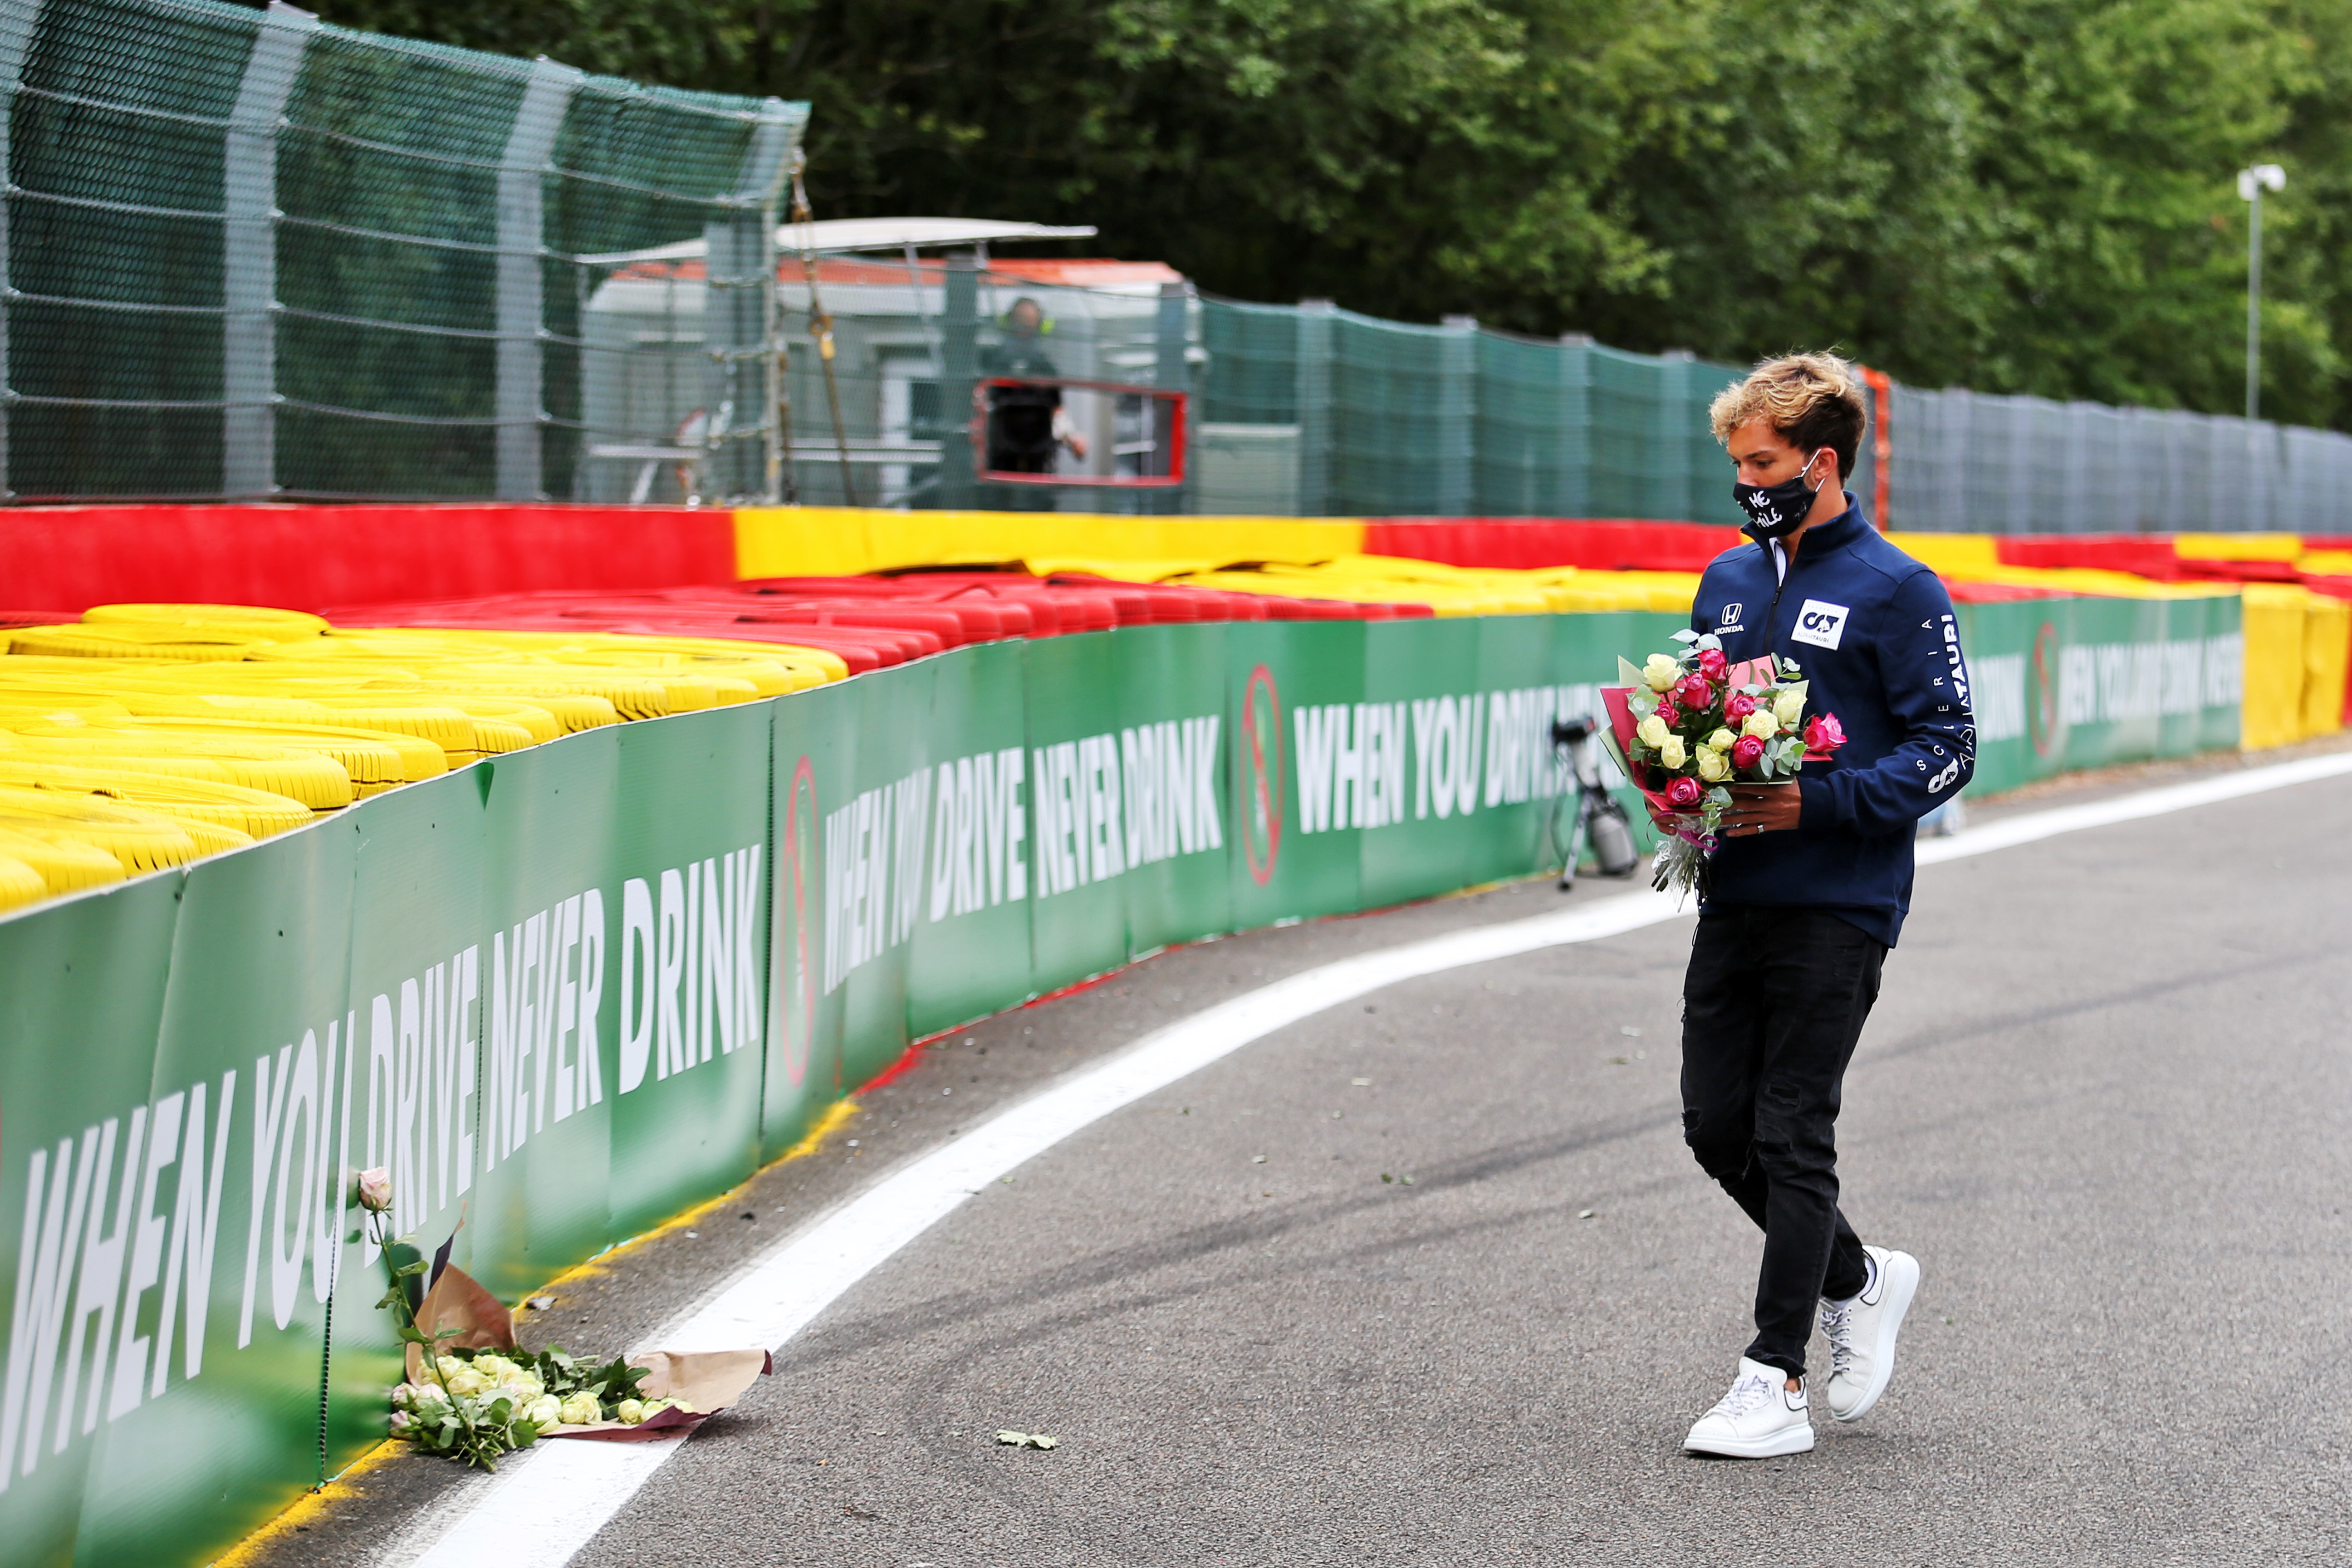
[
  {"xmin": 0, "ymin": 602, "xmax": 854, "ymax": 918},
  {"xmin": 0, "ymin": 855, "xmax": 47, "ymax": 914},
  {"xmin": 0, "ymin": 787, "xmax": 208, "ymax": 886}
]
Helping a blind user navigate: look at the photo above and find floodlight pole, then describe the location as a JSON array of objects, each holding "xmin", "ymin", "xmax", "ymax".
[{"xmin": 2239, "ymin": 163, "xmax": 2285, "ymax": 421}]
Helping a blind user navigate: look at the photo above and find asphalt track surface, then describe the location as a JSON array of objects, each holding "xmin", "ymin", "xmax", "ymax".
[{"xmin": 272, "ymin": 753, "xmax": 2352, "ymax": 1568}]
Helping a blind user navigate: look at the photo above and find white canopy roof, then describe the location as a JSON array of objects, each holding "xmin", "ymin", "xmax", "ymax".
[
  {"xmin": 587, "ymin": 217, "xmax": 1098, "ymax": 267},
  {"xmin": 779, "ymin": 216, "xmax": 1098, "ymax": 252}
]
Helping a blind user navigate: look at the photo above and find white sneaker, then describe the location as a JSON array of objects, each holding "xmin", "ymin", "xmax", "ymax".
[
  {"xmin": 1683, "ymin": 1356, "xmax": 1814, "ymax": 1457},
  {"xmin": 1819, "ymin": 1245, "xmax": 1921, "ymax": 1422}
]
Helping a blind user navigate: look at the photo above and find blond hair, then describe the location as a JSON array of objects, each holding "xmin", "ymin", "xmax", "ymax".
[{"xmin": 1709, "ymin": 352, "xmax": 1868, "ymax": 478}]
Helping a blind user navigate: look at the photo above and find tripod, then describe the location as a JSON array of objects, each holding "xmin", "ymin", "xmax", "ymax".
[{"xmin": 1548, "ymin": 716, "xmax": 1639, "ymax": 892}]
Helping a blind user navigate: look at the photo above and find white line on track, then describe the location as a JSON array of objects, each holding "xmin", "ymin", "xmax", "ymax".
[{"xmin": 392, "ymin": 748, "xmax": 2352, "ymax": 1567}]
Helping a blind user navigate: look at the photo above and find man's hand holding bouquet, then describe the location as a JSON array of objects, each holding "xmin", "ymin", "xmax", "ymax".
[{"xmin": 1596, "ymin": 631, "xmax": 1846, "ymax": 900}]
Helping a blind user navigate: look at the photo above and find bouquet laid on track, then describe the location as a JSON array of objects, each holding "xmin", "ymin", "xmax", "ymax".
[
  {"xmin": 1597, "ymin": 632, "xmax": 1845, "ymax": 901},
  {"xmin": 358, "ymin": 1169, "xmax": 769, "ymax": 1470}
]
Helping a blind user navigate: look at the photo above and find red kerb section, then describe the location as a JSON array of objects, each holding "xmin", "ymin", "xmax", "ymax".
[{"xmin": 0, "ymin": 503, "xmax": 737, "ymax": 613}]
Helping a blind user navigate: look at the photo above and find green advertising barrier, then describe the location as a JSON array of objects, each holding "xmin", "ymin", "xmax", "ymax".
[
  {"xmin": 1955, "ymin": 592, "xmax": 2242, "ymax": 796},
  {"xmin": 0, "ymin": 595, "xmax": 2240, "ymax": 1568}
]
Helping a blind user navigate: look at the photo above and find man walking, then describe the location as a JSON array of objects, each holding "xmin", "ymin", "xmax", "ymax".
[{"xmin": 1670, "ymin": 353, "xmax": 1974, "ymax": 1457}]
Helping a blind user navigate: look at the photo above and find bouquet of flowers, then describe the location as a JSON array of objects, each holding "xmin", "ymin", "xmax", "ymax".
[
  {"xmin": 1597, "ymin": 632, "xmax": 1845, "ymax": 901},
  {"xmin": 358, "ymin": 1168, "xmax": 768, "ymax": 1470},
  {"xmin": 389, "ymin": 1346, "xmax": 690, "ymax": 1466}
]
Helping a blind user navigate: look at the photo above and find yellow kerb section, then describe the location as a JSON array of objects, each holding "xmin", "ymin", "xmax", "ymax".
[
  {"xmin": 2176, "ymin": 531, "xmax": 2303, "ymax": 562},
  {"xmin": 732, "ymin": 506, "xmax": 1366, "ymax": 579},
  {"xmin": 1884, "ymin": 532, "xmax": 2002, "ymax": 576}
]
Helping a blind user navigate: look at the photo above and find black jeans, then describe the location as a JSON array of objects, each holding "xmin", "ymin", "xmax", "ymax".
[{"xmin": 1680, "ymin": 906, "xmax": 1883, "ymax": 1378}]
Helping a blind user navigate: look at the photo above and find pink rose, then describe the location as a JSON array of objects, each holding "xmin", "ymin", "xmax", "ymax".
[
  {"xmin": 1656, "ymin": 698, "xmax": 1680, "ymax": 729},
  {"xmin": 1696, "ymin": 648, "xmax": 1727, "ymax": 681},
  {"xmin": 1803, "ymin": 713, "xmax": 1847, "ymax": 753},
  {"xmin": 1664, "ymin": 775, "xmax": 1704, "ymax": 809},
  {"xmin": 1673, "ymin": 674, "xmax": 1713, "ymax": 711},
  {"xmin": 356, "ymin": 1167, "xmax": 393, "ymax": 1213},
  {"xmin": 1724, "ymin": 692, "xmax": 1757, "ymax": 723},
  {"xmin": 1730, "ymin": 735, "xmax": 1766, "ymax": 771}
]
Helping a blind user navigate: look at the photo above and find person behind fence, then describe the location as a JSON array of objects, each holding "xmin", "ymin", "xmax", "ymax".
[
  {"xmin": 1666, "ymin": 352, "xmax": 1975, "ymax": 1460},
  {"xmin": 981, "ymin": 297, "xmax": 1090, "ymax": 474}
]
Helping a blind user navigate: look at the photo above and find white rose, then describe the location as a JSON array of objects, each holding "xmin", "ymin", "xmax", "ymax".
[
  {"xmin": 558, "ymin": 1393, "xmax": 602, "ymax": 1426},
  {"xmin": 1696, "ymin": 749, "xmax": 1730, "ymax": 783},
  {"xmin": 1704, "ymin": 728, "xmax": 1736, "ymax": 752},
  {"xmin": 1636, "ymin": 715, "xmax": 1670, "ymax": 749},
  {"xmin": 1743, "ymin": 710, "xmax": 1779, "ymax": 740},
  {"xmin": 523, "ymin": 1395, "xmax": 562, "ymax": 1429},
  {"xmin": 1774, "ymin": 688, "xmax": 1807, "ymax": 725},
  {"xmin": 1642, "ymin": 654, "xmax": 1680, "ymax": 692},
  {"xmin": 1656, "ymin": 735, "xmax": 1687, "ymax": 770},
  {"xmin": 615, "ymin": 1399, "xmax": 647, "ymax": 1426},
  {"xmin": 442, "ymin": 1367, "xmax": 488, "ymax": 1398}
]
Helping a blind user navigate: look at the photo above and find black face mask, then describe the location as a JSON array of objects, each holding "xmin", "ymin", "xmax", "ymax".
[{"xmin": 1734, "ymin": 449, "xmax": 1833, "ymax": 542}]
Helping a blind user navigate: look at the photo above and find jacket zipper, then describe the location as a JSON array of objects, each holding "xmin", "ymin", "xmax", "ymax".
[{"xmin": 1764, "ymin": 542, "xmax": 1794, "ymax": 663}]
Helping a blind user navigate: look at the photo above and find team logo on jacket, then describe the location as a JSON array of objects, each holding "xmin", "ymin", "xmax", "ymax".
[
  {"xmin": 1790, "ymin": 599, "xmax": 1850, "ymax": 651},
  {"xmin": 1718, "ymin": 602, "xmax": 1744, "ymax": 631}
]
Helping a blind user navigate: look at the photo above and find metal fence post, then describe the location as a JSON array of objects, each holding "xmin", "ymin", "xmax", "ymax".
[
  {"xmin": 1294, "ymin": 299, "xmax": 1333, "ymax": 516},
  {"xmin": 0, "ymin": 0, "xmax": 47, "ymax": 500},
  {"xmin": 1555, "ymin": 333, "xmax": 1592, "ymax": 519},
  {"xmin": 1153, "ymin": 279, "xmax": 1190, "ymax": 514},
  {"xmin": 495, "ymin": 57, "xmax": 580, "ymax": 501},
  {"xmin": 1435, "ymin": 315, "xmax": 1475, "ymax": 517},
  {"xmin": 703, "ymin": 97, "xmax": 799, "ymax": 504},
  {"xmin": 1654, "ymin": 349, "xmax": 1695, "ymax": 523},
  {"xmin": 936, "ymin": 255, "xmax": 979, "ymax": 510},
  {"xmin": 221, "ymin": 1, "xmax": 316, "ymax": 500}
]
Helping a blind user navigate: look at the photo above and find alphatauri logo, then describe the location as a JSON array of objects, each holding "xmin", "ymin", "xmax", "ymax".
[{"xmin": 1790, "ymin": 599, "xmax": 1851, "ymax": 652}]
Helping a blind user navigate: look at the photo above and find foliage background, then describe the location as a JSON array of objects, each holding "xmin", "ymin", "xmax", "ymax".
[{"xmin": 311, "ymin": 0, "xmax": 2342, "ymax": 428}]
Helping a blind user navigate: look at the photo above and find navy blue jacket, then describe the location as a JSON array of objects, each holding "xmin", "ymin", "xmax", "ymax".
[{"xmin": 1690, "ymin": 496, "xmax": 1975, "ymax": 946}]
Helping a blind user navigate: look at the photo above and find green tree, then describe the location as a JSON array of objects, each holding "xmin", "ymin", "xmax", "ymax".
[{"xmin": 313, "ymin": 0, "xmax": 2352, "ymax": 427}]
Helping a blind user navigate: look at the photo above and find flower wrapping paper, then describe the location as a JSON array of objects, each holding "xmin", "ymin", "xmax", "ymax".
[{"xmin": 404, "ymin": 1263, "xmax": 772, "ymax": 1443}]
